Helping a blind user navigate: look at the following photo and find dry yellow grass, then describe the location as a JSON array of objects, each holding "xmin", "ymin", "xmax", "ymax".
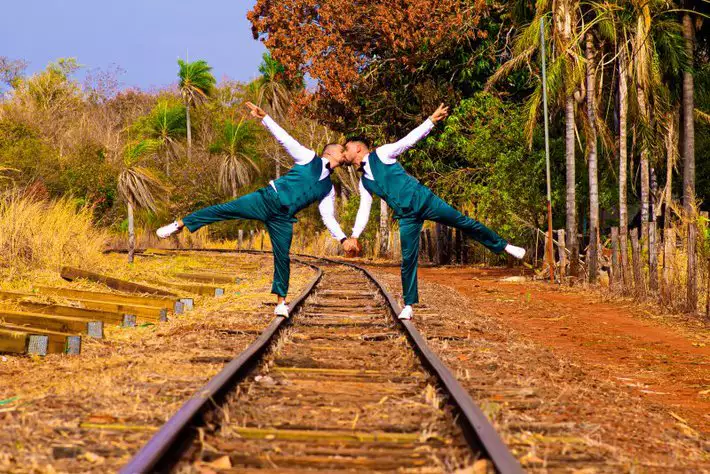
[
  {"xmin": 0, "ymin": 252, "xmax": 317, "ymax": 473},
  {"xmin": 0, "ymin": 192, "xmax": 108, "ymax": 277}
]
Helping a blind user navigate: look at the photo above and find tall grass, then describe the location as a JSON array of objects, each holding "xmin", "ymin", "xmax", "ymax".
[{"xmin": 0, "ymin": 192, "xmax": 109, "ymax": 274}]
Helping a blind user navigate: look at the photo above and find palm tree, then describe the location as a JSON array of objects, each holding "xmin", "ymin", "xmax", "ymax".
[
  {"xmin": 487, "ymin": 2, "xmax": 585, "ymax": 275},
  {"xmin": 681, "ymin": 2, "xmax": 695, "ymax": 213},
  {"xmin": 178, "ymin": 59, "xmax": 216, "ymax": 158},
  {"xmin": 249, "ymin": 53, "xmax": 301, "ymax": 178},
  {"xmin": 618, "ymin": 39, "xmax": 631, "ymax": 286},
  {"xmin": 136, "ymin": 101, "xmax": 186, "ymax": 177},
  {"xmin": 209, "ymin": 118, "xmax": 260, "ymax": 197},
  {"xmin": 118, "ymin": 140, "xmax": 168, "ymax": 263},
  {"xmin": 585, "ymin": 29, "xmax": 600, "ymax": 282},
  {"xmin": 253, "ymin": 53, "xmax": 293, "ymax": 120}
]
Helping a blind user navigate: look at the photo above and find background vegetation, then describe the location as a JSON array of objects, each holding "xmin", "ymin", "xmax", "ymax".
[{"xmin": 1, "ymin": 0, "xmax": 708, "ymax": 282}]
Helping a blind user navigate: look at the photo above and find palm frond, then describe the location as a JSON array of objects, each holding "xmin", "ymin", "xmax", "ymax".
[
  {"xmin": 178, "ymin": 59, "xmax": 217, "ymax": 104},
  {"xmin": 117, "ymin": 165, "xmax": 167, "ymax": 212}
]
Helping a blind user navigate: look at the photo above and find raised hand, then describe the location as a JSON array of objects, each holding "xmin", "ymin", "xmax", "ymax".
[
  {"xmin": 428, "ymin": 103, "xmax": 449, "ymax": 124},
  {"xmin": 245, "ymin": 101, "xmax": 266, "ymax": 119}
]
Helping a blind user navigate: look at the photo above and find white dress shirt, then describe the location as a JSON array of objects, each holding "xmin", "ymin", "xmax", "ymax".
[
  {"xmin": 262, "ymin": 116, "xmax": 347, "ymax": 241},
  {"xmin": 351, "ymin": 119, "xmax": 435, "ymax": 238}
]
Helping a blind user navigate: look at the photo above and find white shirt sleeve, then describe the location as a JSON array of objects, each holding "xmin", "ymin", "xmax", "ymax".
[
  {"xmin": 318, "ymin": 186, "xmax": 347, "ymax": 241},
  {"xmin": 375, "ymin": 118, "xmax": 434, "ymax": 163},
  {"xmin": 262, "ymin": 115, "xmax": 316, "ymax": 165},
  {"xmin": 351, "ymin": 179, "xmax": 373, "ymax": 238}
]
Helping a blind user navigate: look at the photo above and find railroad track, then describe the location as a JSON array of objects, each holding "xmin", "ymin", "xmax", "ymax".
[{"xmin": 122, "ymin": 251, "xmax": 522, "ymax": 473}]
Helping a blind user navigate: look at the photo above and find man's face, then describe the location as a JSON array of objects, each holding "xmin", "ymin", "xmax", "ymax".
[
  {"xmin": 343, "ymin": 141, "xmax": 359, "ymax": 164},
  {"xmin": 324, "ymin": 144, "xmax": 345, "ymax": 166}
]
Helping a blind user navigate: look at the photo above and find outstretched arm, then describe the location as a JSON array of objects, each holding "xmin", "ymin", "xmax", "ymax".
[
  {"xmin": 351, "ymin": 180, "xmax": 373, "ymax": 238},
  {"xmin": 318, "ymin": 187, "xmax": 347, "ymax": 242},
  {"xmin": 246, "ymin": 101, "xmax": 315, "ymax": 165},
  {"xmin": 375, "ymin": 103, "xmax": 449, "ymax": 162}
]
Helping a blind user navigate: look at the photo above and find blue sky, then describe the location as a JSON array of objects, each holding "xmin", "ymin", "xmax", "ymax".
[{"xmin": 2, "ymin": 0, "xmax": 266, "ymax": 90}]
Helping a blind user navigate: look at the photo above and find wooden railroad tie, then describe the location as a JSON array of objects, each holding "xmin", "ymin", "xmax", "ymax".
[
  {"xmin": 174, "ymin": 272, "xmax": 237, "ymax": 285},
  {"xmin": 60, "ymin": 266, "xmax": 176, "ymax": 297},
  {"xmin": 0, "ymin": 323, "xmax": 81, "ymax": 354},
  {"xmin": 0, "ymin": 309, "xmax": 103, "ymax": 338},
  {"xmin": 35, "ymin": 286, "xmax": 180, "ymax": 318}
]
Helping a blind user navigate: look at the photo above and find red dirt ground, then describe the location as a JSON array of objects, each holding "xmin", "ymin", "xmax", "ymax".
[{"xmin": 377, "ymin": 265, "xmax": 710, "ymax": 435}]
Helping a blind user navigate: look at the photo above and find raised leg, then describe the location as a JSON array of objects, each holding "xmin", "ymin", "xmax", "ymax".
[
  {"xmin": 182, "ymin": 189, "xmax": 270, "ymax": 233},
  {"xmin": 420, "ymin": 193, "xmax": 507, "ymax": 254}
]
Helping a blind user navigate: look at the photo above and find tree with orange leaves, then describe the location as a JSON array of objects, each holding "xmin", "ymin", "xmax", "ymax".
[{"xmin": 248, "ymin": 0, "xmax": 492, "ymax": 136}]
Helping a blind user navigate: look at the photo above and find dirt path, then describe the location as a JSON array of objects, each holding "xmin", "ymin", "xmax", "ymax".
[{"xmin": 377, "ymin": 265, "xmax": 710, "ymax": 435}]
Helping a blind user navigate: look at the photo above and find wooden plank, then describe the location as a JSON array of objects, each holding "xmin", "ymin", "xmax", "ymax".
[
  {"xmin": 33, "ymin": 289, "xmax": 167, "ymax": 321},
  {"xmin": 60, "ymin": 266, "xmax": 176, "ymax": 297},
  {"xmin": 174, "ymin": 272, "xmax": 235, "ymax": 285},
  {"xmin": 558, "ymin": 229, "xmax": 567, "ymax": 279},
  {"xmin": 610, "ymin": 227, "xmax": 620, "ymax": 291},
  {"xmin": 648, "ymin": 221, "xmax": 658, "ymax": 294},
  {"xmin": 0, "ymin": 328, "xmax": 30, "ymax": 353},
  {"xmin": 153, "ymin": 280, "xmax": 223, "ymax": 297},
  {"xmin": 620, "ymin": 231, "xmax": 631, "ymax": 290},
  {"xmin": 630, "ymin": 228, "xmax": 645, "ymax": 297},
  {"xmin": 228, "ymin": 426, "xmax": 422, "ymax": 444},
  {"xmin": 36, "ymin": 286, "xmax": 177, "ymax": 311},
  {"xmin": 14, "ymin": 302, "xmax": 124, "ymax": 325},
  {"xmin": 0, "ymin": 310, "xmax": 102, "ymax": 338},
  {"xmin": 663, "ymin": 228, "xmax": 675, "ymax": 302},
  {"xmin": 687, "ymin": 222, "xmax": 698, "ymax": 312},
  {"xmin": 0, "ymin": 323, "xmax": 80, "ymax": 354}
]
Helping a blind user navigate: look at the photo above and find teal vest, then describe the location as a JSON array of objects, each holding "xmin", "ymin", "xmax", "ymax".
[
  {"xmin": 272, "ymin": 156, "xmax": 333, "ymax": 216},
  {"xmin": 361, "ymin": 151, "xmax": 422, "ymax": 217}
]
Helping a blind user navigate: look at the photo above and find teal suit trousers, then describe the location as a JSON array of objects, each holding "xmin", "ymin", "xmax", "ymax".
[
  {"xmin": 182, "ymin": 187, "xmax": 295, "ymax": 297},
  {"xmin": 399, "ymin": 189, "xmax": 507, "ymax": 305}
]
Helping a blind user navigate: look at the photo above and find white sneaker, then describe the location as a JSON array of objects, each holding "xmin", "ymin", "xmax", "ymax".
[
  {"xmin": 274, "ymin": 302, "xmax": 289, "ymax": 318},
  {"xmin": 156, "ymin": 221, "xmax": 182, "ymax": 239},
  {"xmin": 505, "ymin": 244, "xmax": 526, "ymax": 260},
  {"xmin": 398, "ymin": 305, "xmax": 413, "ymax": 320}
]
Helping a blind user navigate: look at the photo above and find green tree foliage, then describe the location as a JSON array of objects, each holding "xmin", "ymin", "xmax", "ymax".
[
  {"xmin": 409, "ymin": 92, "xmax": 560, "ymax": 242},
  {"xmin": 210, "ymin": 118, "xmax": 260, "ymax": 197}
]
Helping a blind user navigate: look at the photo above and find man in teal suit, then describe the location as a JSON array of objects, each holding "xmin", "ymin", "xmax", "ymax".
[
  {"xmin": 342, "ymin": 104, "xmax": 526, "ymax": 320},
  {"xmin": 157, "ymin": 102, "xmax": 349, "ymax": 318}
]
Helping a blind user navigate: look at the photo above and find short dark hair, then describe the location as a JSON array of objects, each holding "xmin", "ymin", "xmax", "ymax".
[
  {"xmin": 321, "ymin": 143, "xmax": 342, "ymax": 156},
  {"xmin": 345, "ymin": 136, "xmax": 371, "ymax": 149}
]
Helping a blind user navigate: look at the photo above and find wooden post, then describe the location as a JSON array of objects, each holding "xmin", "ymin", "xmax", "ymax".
[
  {"xmin": 663, "ymin": 228, "xmax": 675, "ymax": 303},
  {"xmin": 631, "ymin": 228, "xmax": 645, "ymax": 297},
  {"xmin": 260, "ymin": 230, "xmax": 265, "ymax": 250},
  {"xmin": 454, "ymin": 228, "xmax": 462, "ymax": 264},
  {"xmin": 238, "ymin": 229, "xmax": 244, "ymax": 249},
  {"xmin": 558, "ymin": 229, "xmax": 567, "ymax": 279},
  {"xmin": 611, "ymin": 227, "xmax": 620, "ymax": 291},
  {"xmin": 641, "ymin": 221, "xmax": 649, "ymax": 256},
  {"xmin": 249, "ymin": 230, "xmax": 255, "ymax": 250},
  {"xmin": 649, "ymin": 221, "xmax": 658, "ymax": 294},
  {"xmin": 446, "ymin": 226, "xmax": 453, "ymax": 264},
  {"xmin": 620, "ymin": 232, "xmax": 631, "ymax": 290},
  {"xmin": 419, "ymin": 231, "xmax": 426, "ymax": 262},
  {"xmin": 688, "ymin": 221, "xmax": 698, "ymax": 312},
  {"xmin": 463, "ymin": 212, "xmax": 471, "ymax": 265},
  {"xmin": 435, "ymin": 223, "xmax": 445, "ymax": 265},
  {"xmin": 425, "ymin": 229, "xmax": 435, "ymax": 262}
]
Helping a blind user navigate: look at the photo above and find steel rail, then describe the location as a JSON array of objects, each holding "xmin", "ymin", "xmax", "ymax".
[
  {"xmin": 119, "ymin": 260, "xmax": 322, "ymax": 474},
  {"xmin": 121, "ymin": 249, "xmax": 522, "ymax": 473},
  {"xmin": 323, "ymin": 257, "xmax": 524, "ymax": 474}
]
